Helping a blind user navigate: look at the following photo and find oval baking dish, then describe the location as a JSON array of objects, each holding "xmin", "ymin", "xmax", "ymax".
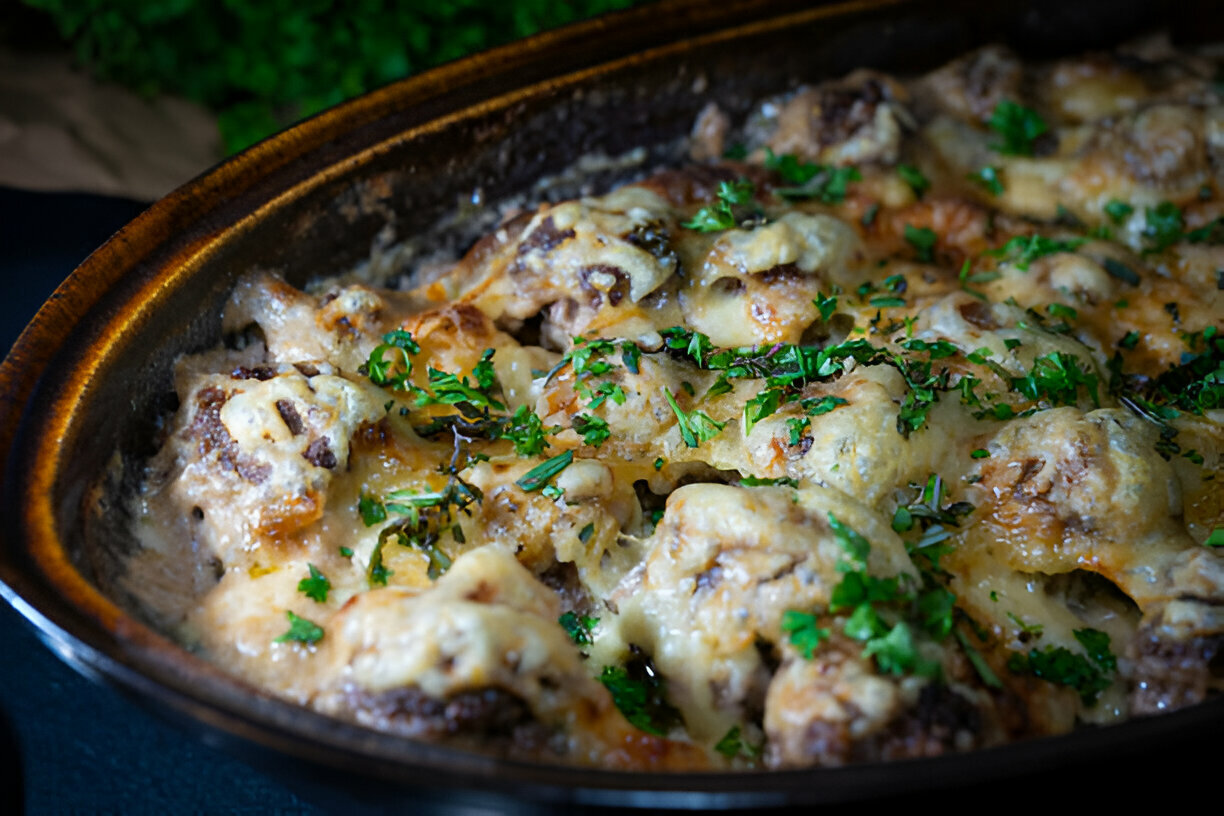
[{"xmin": 2, "ymin": 0, "xmax": 1222, "ymax": 809}]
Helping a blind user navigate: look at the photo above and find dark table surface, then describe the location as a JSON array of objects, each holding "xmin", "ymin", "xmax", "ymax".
[
  {"xmin": 2, "ymin": 186, "xmax": 1221, "ymax": 815},
  {"xmin": 0, "ymin": 186, "xmax": 320, "ymax": 815}
]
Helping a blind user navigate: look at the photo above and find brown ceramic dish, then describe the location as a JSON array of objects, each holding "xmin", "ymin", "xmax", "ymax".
[{"xmin": 2, "ymin": 0, "xmax": 1222, "ymax": 809}]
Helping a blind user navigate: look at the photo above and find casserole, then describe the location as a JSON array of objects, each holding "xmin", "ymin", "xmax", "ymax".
[{"xmin": 2, "ymin": 0, "xmax": 1221, "ymax": 807}]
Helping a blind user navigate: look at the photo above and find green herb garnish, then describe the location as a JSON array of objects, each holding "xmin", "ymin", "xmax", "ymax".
[
  {"xmin": 1104, "ymin": 199, "xmax": 1134, "ymax": 224},
  {"xmin": 714, "ymin": 725, "xmax": 760, "ymax": 760},
  {"xmin": 599, "ymin": 659, "xmax": 684, "ymax": 736},
  {"xmin": 988, "ymin": 100, "xmax": 1047, "ymax": 156},
  {"xmin": 1143, "ymin": 202, "xmax": 1185, "ymax": 253},
  {"xmin": 516, "ymin": 450, "xmax": 575, "ymax": 492},
  {"xmin": 766, "ymin": 149, "xmax": 861, "ymax": 203},
  {"xmin": 274, "ymin": 610, "xmax": 323, "ymax": 644},
  {"xmin": 559, "ymin": 611, "xmax": 599, "ymax": 646},
  {"xmin": 897, "ymin": 163, "xmax": 930, "ymax": 197},
  {"xmin": 904, "ymin": 225, "xmax": 937, "ymax": 262},
  {"xmin": 663, "ymin": 388, "xmax": 726, "ymax": 447},
  {"xmin": 572, "ymin": 413, "xmax": 611, "ymax": 447},
  {"xmin": 986, "ymin": 234, "xmax": 1085, "ymax": 270},
  {"xmin": 362, "ymin": 329, "xmax": 420, "ymax": 389},
  {"xmin": 780, "ymin": 610, "xmax": 830, "ymax": 659},
  {"xmin": 970, "ymin": 166, "xmax": 1004, "ymax": 196},
  {"xmin": 683, "ymin": 179, "xmax": 758, "ymax": 232},
  {"xmin": 297, "ymin": 564, "xmax": 330, "ymax": 603}
]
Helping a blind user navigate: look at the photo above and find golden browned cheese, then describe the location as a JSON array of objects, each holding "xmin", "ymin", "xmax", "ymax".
[{"xmin": 124, "ymin": 36, "xmax": 1224, "ymax": 770}]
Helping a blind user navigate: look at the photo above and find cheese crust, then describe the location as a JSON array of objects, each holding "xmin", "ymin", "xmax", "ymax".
[{"xmin": 124, "ymin": 37, "xmax": 1224, "ymax": 770}]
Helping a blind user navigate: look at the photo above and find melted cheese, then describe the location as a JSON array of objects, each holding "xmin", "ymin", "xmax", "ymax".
[{"xmin": 122, "ymin": 38, "xmax": 1224, "ymax": 770}]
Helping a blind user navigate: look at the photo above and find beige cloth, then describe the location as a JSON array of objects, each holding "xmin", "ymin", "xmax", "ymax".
[{"xmin": 0, "ymin": 49, "xmax": 223, "ymax": 201}]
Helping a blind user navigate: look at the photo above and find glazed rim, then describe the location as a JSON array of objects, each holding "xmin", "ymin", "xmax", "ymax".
[{"xmin": 1, "ymin": 0, "xmax": 1219, "ymax": 806}]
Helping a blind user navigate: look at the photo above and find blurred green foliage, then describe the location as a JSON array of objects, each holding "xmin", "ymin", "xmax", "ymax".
[{"xmin": 21, "ymin": 0, "xmax": 645, "ymax": 153}]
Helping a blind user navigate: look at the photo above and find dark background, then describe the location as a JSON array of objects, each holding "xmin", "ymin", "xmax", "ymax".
[{"xmin": 0, "ymin": 187, "xmax": 323, "ymax": 813}]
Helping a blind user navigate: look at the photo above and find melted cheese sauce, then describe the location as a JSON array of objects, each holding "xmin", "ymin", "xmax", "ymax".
[{"xmin": 125, "ymin": 37, "xmax": 1224, "ymax": 769}]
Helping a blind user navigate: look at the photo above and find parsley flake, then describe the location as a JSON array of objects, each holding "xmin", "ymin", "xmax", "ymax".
[
  {"xmin": 572, "ymin": 413, "xmax": 611, "ymax": 447},
  {"xmin": 714, "ymin": 725, "xmax": 761, "ymax": 761},
  {"xmin": 1104, "ymin": 199, "xmax": 1134, "ymax": 224},
  {"xmin": 988, "ymin": 100, "xmax": 1048, "ymax": 156},
  {"xmin": 599, "ymin": 660, "xmax": 684, "ymax": 736},
  {"xmin": 663, "ymin": 388, "xmax": 726, "ymax": 447},
  {"xmin": 986, "ymin": 234, "xmax": 1085, "ymax": 270},
  {"xmin": 970, "ymin": 166, "xmax": 1004, "ymax": 196},
  {"xmin": 1143, "ymin": 202, "xmax": 1185, "ymax": 253},
  {"xmin": 897, "ymin": 163, "xmax": 930, "ymax": 197},
  {"xmin": 767, "ymin": 149, "xmax": 861, "ymax": 203},
  {"xmin": 904, "ymin": 225, "xmax": 937, "ymax": 263},
  {"xmin": 297, "ymin": 564, "xmax": 330, "ymax": 603},
  {"xmin": 683, "ymin": 179, "xmax": 758, "ymax": 232},
  {"xmin": 516, "ymin": 450, "xmax": 575, "ymax": 492},
  {"xmin": 559, "ymin": 611, "xmax": 599, "ymax": 646},
  {"xmin": 274, "ymin": 611, "xmax": 323, "ymax": 644},
  {"xmin": 781, "ymin": 610, "xmax": 830, "ymax": 659}
]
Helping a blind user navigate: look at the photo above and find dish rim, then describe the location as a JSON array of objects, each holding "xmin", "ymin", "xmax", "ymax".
[{"xmin": 1, "ymin": 0, "xmax": 1221, "ymax": 806}]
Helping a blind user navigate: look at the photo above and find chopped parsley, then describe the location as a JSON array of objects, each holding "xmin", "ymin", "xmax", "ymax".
[
  {"xmin": 802, "ymin": 395, "xmax": 849, "ymax": 416},
  {"xmin": 559, "ymin": 611, "xmax": 599, "ymax": 646},
  {"xmin": 714, "ymin": 725, "xmax": 761, "ymax": 761},
  {"xmin": 1104, "ymin": 198, "xmax": 1134, "ymax": 224},
  {"xmin": 1073, "ymin": 628, "xmax": 1117, "ymax": 673},
  {"xmin": 783, "ymin": 513, "xmax": 954, "ymax": 678},
  {"xmin": 599, "ymin": 657, "xmax": 684, "ymax": 736},
  {"xmin": 986, "ymin": 234, "xmax": 1085, "ymax": 270},
  {"xmin": 897, "ymin": 163, "xmax": 930, "ymax": 198},
  {"xmin": 1138, "ymin": 201, "xmax": 1224, "ymax": 253},
  {"xmin": 988, "ymin": 100, "xmax": 1048, "ymax": 156},
  {"xmin": 1046, "ymin": 303, "xmax": 1078, "ymax": 322},
  {"xmin": 814, "ymin": 291, "xmax": 838, "ymax": 321},
  {"xmin": 516, "ymin": 450, "xmax": 575, "ymax": 492},
  {"xmin": 274, "ymin": 610, "xmax": 323, "ymax": 645},
  {"xmin": 581, "ymin": 380, "xmax": 627, "ymax": 409},
  {"xmin": 743, "ymin": 387, "xmax": 783, "ymax": 436},
  {"xmin": 1006, "ymin": 632, "xmax": 1114, "ymax": 706},
  {"xmin": 358, "ymin": 493, "xmax": 387, "ymax": 526},
  {"xmin": 1011, "ymin": 352, "xmax": 1100, "ymax": 409},
  {"xmin": 740, "ymin": 474, "xmax": 799, "ymax": 488},
  {"xmin": 297, "ymin": 564, "xmax": 330, "ymax": 603},
  {"xmin": 904, "ymin": 224, "xmax": 937, "ymax": 263},
  {"xmin": 362, "ymin": 329, "xmax": 420, "ymax": 389},
  {"xmin": 780, "ymin": 610, "xmax": 829, "ymax": 659},
  {"xmin": 620, "ymin": 342, "xmax": 641, "ymax": 374},
  {"xmin": 1143, "ymin": 201, "xmax": 1185, "ymax": 253},
  {"xmin": 499, "ymin": 404, "xmax": 558, "ymax": 456},
  {"xmin": 413, "ymin": 349, "xmax": 506, "ymax": 413},
  {"xmin": 368, "ymin": 539, "xmax": 392, "ymax": 586},
  {"xmin": 663, "ymin": 387, "xmax": 726, "ymax": 447},
  {"xmin": 572, "ymin": 413, "xmax": 611, "ymax": 447},
  {"xmin": 954, "ymin": 629, "xmax": 1003, "ymax": 688},
  {"xmin": 360, "ymin": 445, "xmax": 484, "ymax": 582},
  {"xmin": 683, "ymin": 178, "xmax": 758, "ymax": 232},
  {"xmin": 969, "ymin": 166, "xmax": 1004, "ymax": 196},
  {"xmin": 766, "ymin": 149, "xmax": 861, "ymax": 203}
]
